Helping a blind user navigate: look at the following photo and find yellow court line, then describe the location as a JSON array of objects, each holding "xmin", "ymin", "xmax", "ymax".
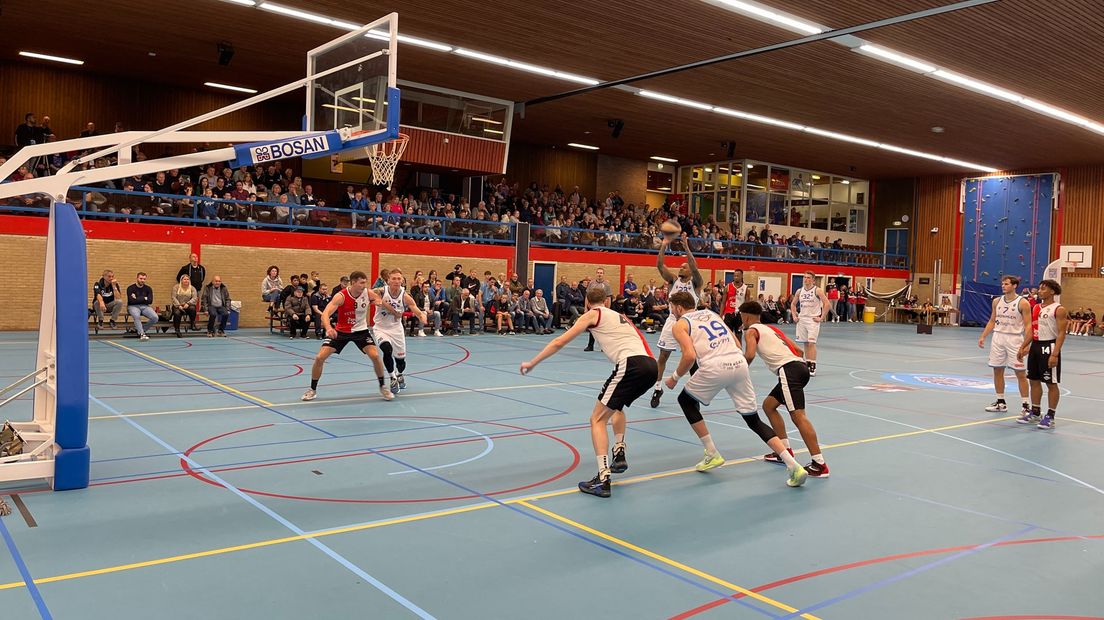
[
  {"xmin": 104, "ymin": 341, "xmax": 276, "ymax": 406},
  {"xmin": 0, "ymin": 413, "xmax": 1016, "ymax": 591},
  {"xmin": 1064, "ymin": 417, "xmax": 1104, "ymax": 428},
  {"xmin": 518, "ymin": 500, "xmax": 820, "ymax": 620}
]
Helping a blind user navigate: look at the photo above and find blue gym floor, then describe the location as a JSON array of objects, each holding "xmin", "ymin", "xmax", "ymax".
[{"xmin": 0, "ymin": 324, "xmax": 1102, "ymax": 619}]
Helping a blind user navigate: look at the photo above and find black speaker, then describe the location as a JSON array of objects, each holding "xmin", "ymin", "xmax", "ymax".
[
  {"xmin": 608, "ymin": 119, "xmax": 624, "ymax": 138},
  {"xmin": 217, "ymin": 42, "xmax": 235, "ymax": 66},
  {"xmin": 726, "ymin": 141, "xmax": 737, "ymax": 159}
]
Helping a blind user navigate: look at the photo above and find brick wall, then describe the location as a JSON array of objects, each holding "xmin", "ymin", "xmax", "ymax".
[{"xmin": 596, "ymin": 155, "xmax": 648, "ymax": 207}]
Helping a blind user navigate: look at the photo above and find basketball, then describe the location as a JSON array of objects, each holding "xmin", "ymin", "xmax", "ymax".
[{"xmin": 660, "ymin": 220, "xmax": 681, "ymax": 239}]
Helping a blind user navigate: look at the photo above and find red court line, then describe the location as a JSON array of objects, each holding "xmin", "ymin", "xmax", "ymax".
[
  {"xmin": 180, "ymin": 415, "xmax": 581, "ymax": 503},
  {"xmin": 84, "ymin": 409, "xmax": 737, "ymax": 491},
  {"xmin": 669, "ymin": 534, "xmax": 1104, "ymax": 619},
  {"xmin": 89, "ymin": 362, "xmax": 299, "ymax": 376}
]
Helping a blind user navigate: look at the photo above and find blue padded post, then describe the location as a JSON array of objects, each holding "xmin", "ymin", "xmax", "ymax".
[{"xmin": 51, "ymin": 202, "xmax": 90, "ymax": 490}]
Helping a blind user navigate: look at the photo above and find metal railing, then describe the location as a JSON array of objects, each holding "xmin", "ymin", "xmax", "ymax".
[{"xmin": 1, "ymin": 188, "xmax": 909, "ymax": 269}]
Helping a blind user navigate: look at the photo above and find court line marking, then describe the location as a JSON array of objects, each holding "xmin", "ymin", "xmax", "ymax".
[
  {"xmin": 518, "ymin": 500, "xmax": 819, "ymax": 620},
  {"xmin": 87, "ymin": 380, "xmax": 606, "ymax": 421},
  {"xmin": 87, "ymin": 394, "xmax": 435, "ymax": 619},
  {"xmin": 0, "ymin": 415, "xmax": 1014, "ymax": 592},
  {"xmin": 0, "ymin": 509, "xmax": 53, "ymax": 618},
  {"xmin": 104, "ymin": 341, "xmax": 276, "ymax": 406}
]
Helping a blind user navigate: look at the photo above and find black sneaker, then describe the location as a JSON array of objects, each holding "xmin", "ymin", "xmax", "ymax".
[
  {"xmin": 578, "ymin": 474, "xmax": 611, "ymax": 498},
  {"xmin": 649, "ymin": 388, "xmax": 663, "ymax": 408},
  {"xmin": 610, "ymin": 444, "xmax": 628, "ymax": 473},
  {"xmin": 583, "ymin": 346, "xmax": 594, "ymax": 352}
]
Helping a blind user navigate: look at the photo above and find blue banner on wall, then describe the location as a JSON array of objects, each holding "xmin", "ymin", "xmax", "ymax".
[{"xmin": 960, "ymin": 174, "xmax": 1054, "ymax": 324}]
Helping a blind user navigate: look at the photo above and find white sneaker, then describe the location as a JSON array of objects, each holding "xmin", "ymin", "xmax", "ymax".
[
  {"xmin": 380, "ymin": 386, "xmax": 395, "ymax": 401},
  {"xmin": 984, "ymin": 401, "xmax": 1007, "ymax": 412},
  {"xmin": 418, "ymin": 330, "xmax": 427, "ymax": 337},
  {"xmin": 434, "ymin": 330, "xmax": 443, "ymax": 337},
  {"xmin": 301, "ymin": 388, "xmax": 317, "ymax": 401},
  {"xmin": 139, "ymin": 334, "xmax": 150, "ymax": 341}
]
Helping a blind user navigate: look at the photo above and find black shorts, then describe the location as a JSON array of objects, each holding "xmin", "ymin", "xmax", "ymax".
[
  {"xmin": 723, "ymin": 312, "xmax": 742, "ymax": 333},
  {"xmin": 1027, "ymin": 340, "xmax": 1061, "ymax": 384},
  {"xmin": 323, "ymin": 329, "xmax": 376, "ymax": 354},
  {"xmin": 768, "ymin": 360, "xmax": 810, "ymax": 411},
  {"xmin": 598, "ymin": 355, "xmax": 658, "ymax": 411}
]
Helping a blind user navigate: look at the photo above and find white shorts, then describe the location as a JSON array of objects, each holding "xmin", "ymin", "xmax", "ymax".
[
  {"xmin": 656, "ymin": 315, "xmax": 679, "ymax": 351},
  {"xmin": 684, "ymin": 360, "xmax": 757, "ymax": 413},
  {"xmin": 373, "ymin": 321, "xmax": 407, "ymax": 357},
  {"xmin": 989, "ymin": 331, "xmax": 1026, "ymax": 370},
  {"xmin": 795, "ymin": 318, "xmax": 821, "ymax": 344}
]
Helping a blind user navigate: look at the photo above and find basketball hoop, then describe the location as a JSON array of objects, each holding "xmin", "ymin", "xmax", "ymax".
[{"xmin": 364, "ymin": 133, "xmax": 408, "ymax": 189}]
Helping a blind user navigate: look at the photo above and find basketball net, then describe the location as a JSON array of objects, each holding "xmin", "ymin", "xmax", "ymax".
[{"xmin": 366, "ymin": 133, "xmax": 408, "ymax": 189}]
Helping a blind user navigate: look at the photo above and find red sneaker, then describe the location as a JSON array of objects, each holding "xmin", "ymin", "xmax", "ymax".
[
  {"xmin": 804, "ymin": 461, "xmax": 830, "ymax": 478},
  {"xmin": 763, "ymin": 448, "xmax": 795, "ymax": 465}
]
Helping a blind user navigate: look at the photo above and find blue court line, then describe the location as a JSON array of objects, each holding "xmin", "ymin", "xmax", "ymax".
[
  {"xmin": 99, "ymin": 341, "xmax": 338, "ymax": 439},
  {"xmin": 814, "ymin": 403, "xmax": 1104, "ymax": 497},
  {"xmin": 0, "ymin": 514, "xmax": 53, "ymax": 619},
  {"xmin": 895, "ymin": 447, "xmax": 1071, "ymax": 486},
  {"xmin": 778, "ymin": 525, "xmax": 1037, "ymax": 618},
  {"xmin": 88, "ymin": 395, "xmax": 436, "ymax": 619},
  {"xmin": 100, "ymin": 342, "xmax": 786, "ymax": 616}
]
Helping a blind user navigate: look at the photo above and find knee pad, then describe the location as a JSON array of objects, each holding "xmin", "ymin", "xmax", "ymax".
[
  {"xmin": 677, "ymin": 390, "xmax": 703, "ymax": 425},
  {"xmin": 379, "ymin": 341, "xmax": 394, "ymax": 371},
  {"xmin": 742, "ymin": 413, "xmax": 777, "ymax": 444},
  {"xmin": 395, "ymin": 357, "xmax": 406, "ymax": 373}
]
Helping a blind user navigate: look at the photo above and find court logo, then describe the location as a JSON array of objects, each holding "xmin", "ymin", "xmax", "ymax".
[{"xmin": 883, "ymin": 373, "xmax": 994, "ymax": 392}]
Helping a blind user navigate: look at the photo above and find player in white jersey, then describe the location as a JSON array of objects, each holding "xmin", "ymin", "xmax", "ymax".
[
  {"xmin": 373, "ymin": 269, "xmax": 426, "ymax": 395},
  {"xmin": 521, "ymin": 288, "xmax": 658, "ymax": 498},
  {"xmin": 651, "ymin": 234, "xmax": 704, "ymax": 408},
  {"xmin": 302, "ymin": 271, "xmax": 392, "ymax": 402},
  {"xmin": 789, "ymin": 271, "xmax": 830, "ymax": 376},
  {"xmin": 741, "ymin": 301, "xmax": 829, "ymax": 478},
  {"xmin": 663, "ymin": 293, "xmax": 806, "ymax": 486},
  {"xmin": 977, "ymin": 275, "xmax": 1032, "ymax": 416},
  {"xmin": 1017, "ymin": 279, "xmax": 1067, "ymax": 430}
]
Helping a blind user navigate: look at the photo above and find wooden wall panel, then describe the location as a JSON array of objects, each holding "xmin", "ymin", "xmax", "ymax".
[
  {"xmin": 503, "ymin": 143, "xmax": 597, "ymax": 199},
  {"xmin": 913, "ymin": 175, "xmax": 960, "ymax": 273},
  {"xmin": 0, "ymin": 62, "xmax": 300, "ymax": 147},
  {"xmin": 400, "ymin": 127, "xmax": 507, "ymax": 175},
  {"xmin": 1058, "ymin": 165, "xmax": 1104, "ymax": 279}
]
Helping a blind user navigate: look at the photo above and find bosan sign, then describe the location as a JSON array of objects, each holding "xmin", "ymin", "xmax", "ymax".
[{"xmin": 233, "ymin": 133, "xmax": 341, "ymax": 166}]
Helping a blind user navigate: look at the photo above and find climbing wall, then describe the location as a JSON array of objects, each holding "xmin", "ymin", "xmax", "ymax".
[{"xmin": 960, "ymin": 174, "xmax": 1055, "ymax": 324}]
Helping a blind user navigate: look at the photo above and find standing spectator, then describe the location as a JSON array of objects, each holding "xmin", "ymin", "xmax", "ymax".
[
  {"xmin": 837, "ymin": 285, "xmax": 851, "ymax": 323},
  {"xmin": 15, "ymin": 113, "xmax": 40, "ymax": 147},
  {"xmin": 177, "ymin": 253, "xmax": 206, "ymax": 294},
  {"xmin": 93, "ymin": 269, "xmax": 124, "ymax": 328},
  {"xmin": 278, "ymin": 275, "xmax": 302, "ymax": 309},
  {"xmin": 201, "ymin": 275, "xmax": 231, "ymax": 337},
  {"xmin": 531, "ymin": 289, "xmax": 553, "ymax": 334},
  {"xmin": 126, "ymin": 272, "xmax": 159, "ymax": 341},
  {"xmin": 826, "ymin": 285, "xmax": 840, "ymax": 322},
  {"xmin": 262, "ymin": 266, "xmax": 283, "ymax": 311},
  {"xmin": 854, "ymin": 287, "xmax": 866, "ymax": 322},
  {"xmin": 283, "ymin": 287, "xmax": 311, "ymax": 338},
  {"xmin": 170, "ymin": 275, "xmax": 199, "ymax": 336}
]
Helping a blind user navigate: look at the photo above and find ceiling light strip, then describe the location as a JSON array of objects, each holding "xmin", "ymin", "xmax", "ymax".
[
  {"xmin": 568, "ymin": 143, "xmax": 599, "ymax": 150},
  {"xmin": 19, "ymin": 51, "xmax": 84, "ymax": 65},
  {"xmin": 204, "ymin": 81, "xmax": 258, "ymax": 94}
]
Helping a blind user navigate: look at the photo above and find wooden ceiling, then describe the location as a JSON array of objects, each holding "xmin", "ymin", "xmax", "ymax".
[{"xmin": 3, "ymin": 0, "xmax": 1103, "ymax": 178}]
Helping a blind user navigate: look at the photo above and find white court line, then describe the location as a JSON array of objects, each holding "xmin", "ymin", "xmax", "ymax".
[{"xmin": 88, "ymin": 380, "xmax": 605, "ymax": 421}]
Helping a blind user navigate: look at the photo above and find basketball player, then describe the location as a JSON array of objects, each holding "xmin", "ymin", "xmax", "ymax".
[
  {"xmin": 664, "ymin": 293, "xmax": 807, "ymax": 487},
  {"xmin": 520, "ymin": 288, "xmax": 657, "ymax": 498},
  {"xmin": 721, "ymin": 269, "xmax": 749, "ymax": 337},
  {"xmin": 651, "ymin": 234, "xmax": 704, "ymax": 407},
  {"xmin": 373, "ymin": 269, "xmax": 426, "ymax": 394},
  {"xmin": 302, "ymin": 271, "xmax": 393, "ymax": 402},
  {"xmin": 977, "ymin": 275, "xmax": 1032, "ymax": 415},
  {"xmin": 741, "ymin": 301, "xmax": 829, "ymax": 478},
  {"xmin": 1016, "ymin": 279, "xmax": 1067, "ymax": 430},
  {"xmin": 789, "ymin": 271, "xmax": 830, "ymax": 376}
]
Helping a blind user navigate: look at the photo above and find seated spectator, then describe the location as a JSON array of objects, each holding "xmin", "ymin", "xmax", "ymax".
[
  {"xmin": 278, "ymin": 274, "xmax": 302, "ymax": 309},
  {"xmin": 350, "ymin": 191, "xmax": 368, "ymax": 229},
  {"xmin": 126, "ymin": 272, "xmax": 159, "ymax": 341},
  {"xmin": 170, "ymin": 275, "xmax": 199, "ymax": 336},
  {"xmin": 488, "ymin": 292, "xmax": 516, "ymax": 334},
  {"xmin": 262, "ymin": 266, "xmax": 283, "ymax": 311},
  {"xmin": 283, "ymin": 287, "xmax": 311, "ymax": 338},
  {"xmin": 308, "ymin": 198, "xmax": 334, "ymax": 230},
  {"xmin": 411, "ymin": 282, "xmax": 442, "ymax": 336},
  {"xmin": 531, "ymin": 289, "xmax": 553, "ymax": 334},
  {"xmin": 93, "ymin": 269, "xmax": 124, "ymax": 327},
  {"xmin": 309, "ymin": 283, "xmax": 331, "ymax": 339},
  {"xmin": 451, "ymin": 288, "xmax": 479, "ymax": 335},
  {"xmin": 555, "ymin": 276, "xmax": 579, "ymax": 327},
  {"xmin": 516, "ymin": 289, "xmax": 537, "ymax": 333},
  {"xmin": 202, "ymin": 275, "xmax": 231, "ymax": 337}
]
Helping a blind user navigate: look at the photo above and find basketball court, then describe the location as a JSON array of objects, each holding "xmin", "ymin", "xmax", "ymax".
[{"xmin": 1, "ymin": 3, "xmax": 1103, "ymax": 619}]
